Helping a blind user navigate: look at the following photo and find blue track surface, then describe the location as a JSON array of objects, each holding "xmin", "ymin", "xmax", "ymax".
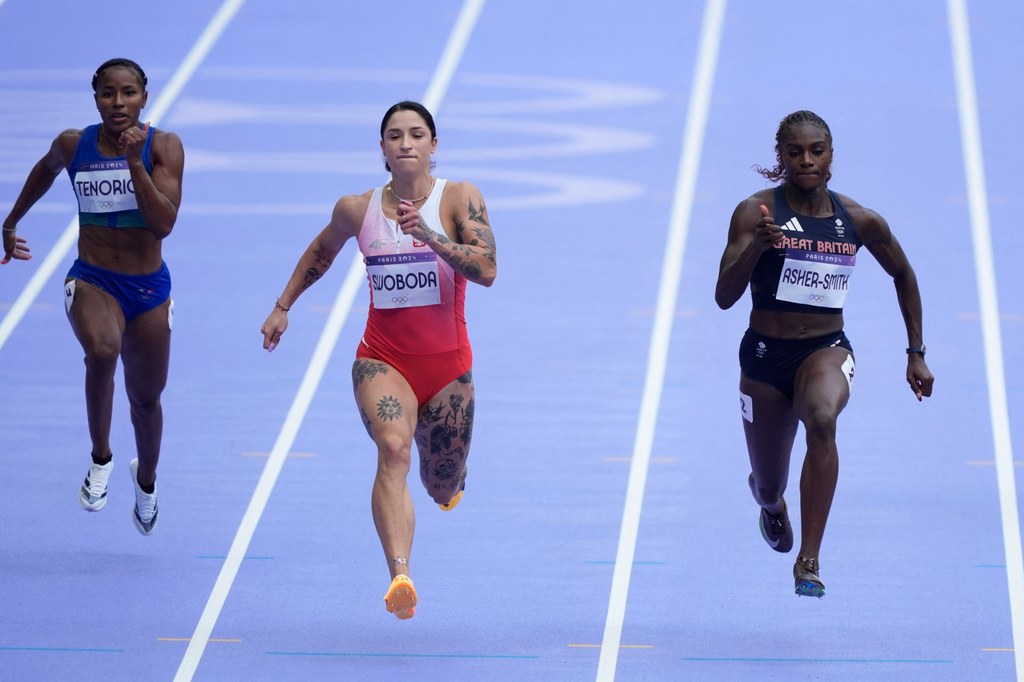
[{"xmin": 1, "ymin": 1, "xmax": 1021, "ymax": 680}]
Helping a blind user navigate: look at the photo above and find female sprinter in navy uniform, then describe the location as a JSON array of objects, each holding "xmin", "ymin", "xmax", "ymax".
[
  {"xmin": 715, "ymin": 110, "xmax": 933, "ymax": 597},
  {"xmin": 261, "ymin": 101, "xmax": 496, "ymax": 619},
  {"xmin": 2, "ymin": 58, "xmax": 184, "ymax": 536}
]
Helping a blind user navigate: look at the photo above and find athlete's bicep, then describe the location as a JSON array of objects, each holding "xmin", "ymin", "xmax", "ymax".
[
  {"xmin": 451, "ymin": 182, "xmax": 495, "ymax": 250},
  {"xmin": 719, "ymin": 201, "xmax": 759, "ymax": 268}
]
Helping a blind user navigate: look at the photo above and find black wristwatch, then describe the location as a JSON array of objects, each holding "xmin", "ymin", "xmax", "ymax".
[{"xmin": 906, "ymin": 344, "xmax": 926, "ymax": 356}]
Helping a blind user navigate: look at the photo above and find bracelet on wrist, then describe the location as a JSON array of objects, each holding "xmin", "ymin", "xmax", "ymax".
[
  {"xmin": 2, "ymin": 226, "xmax": 16, "ymax": 233},
  {"xmin": 275, "ymin": 298, "xmax": 291, "ymax": 313}
]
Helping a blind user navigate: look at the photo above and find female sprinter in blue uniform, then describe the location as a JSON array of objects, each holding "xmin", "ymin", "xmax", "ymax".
[
  {"xmin": 715, "ymin": 110, "xmax": 933, "ymax": 597},
  {"xmin": 2, "ymin": 58, "xmax": 184, "ymax": 535}
]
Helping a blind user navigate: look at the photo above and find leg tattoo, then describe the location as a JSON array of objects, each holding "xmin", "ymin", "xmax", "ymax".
[
  {"xmin": 377, "ymin": 395, "xmax": 403, "ymax": 422},
  {"xmin": 352, "ymin": 359, "xmax": 390, "ymax": 389}
]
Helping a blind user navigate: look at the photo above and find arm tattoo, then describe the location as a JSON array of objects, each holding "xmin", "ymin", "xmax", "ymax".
[
  {"xmin": 313, "ymin": 246, "xmax": 334, "ymax": 269},
  {"xmin": 444, "ymin": 254, "xmax": 483, "ymax": 280},
  {"xmin": 303, "ymin": 246, "xmax": 334, "ymax": 289},
  {"xmin": 422, "ymin": 228, "xmax": 483, "ymax": 280},
  {"xmin": 417, "ymin": 196, "xmax": 494, "ymax": 282},
  {"xmin": 303, "ymin": 268, "xmax": 323, "ymax": 289},
  {"xmin": 466, "ymin": 198, "xmax": 489, "ymax": 226}
]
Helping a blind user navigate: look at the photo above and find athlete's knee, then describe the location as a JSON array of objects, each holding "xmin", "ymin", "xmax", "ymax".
[
  {"xmin": 802, "ymin": 408, "xmax": 838, "ymax": 448},
  {"xmin": 424, "ymin": 468, "xmax": 463, "ymax": 505},
  {"xmin": 427, "ymin": 486, "xmax": 459, "ymax": 506},
  {"xmin": 82, "ymin": 340, "xmax": 120, "ymax": 373},
  {"xmin": 751, "ymin": 478, "xmax": 784, "ymax": 507},
  {"xmin": 376, "ymin": 432, "xmax": 413, "ymax": 471},
  {"xmin": 420, "ymin": 455, "xmax": 465, "ymax": 502},
  {"xmin": 127, "ymin": 393, "xmax": 162, "ymax": 419}
]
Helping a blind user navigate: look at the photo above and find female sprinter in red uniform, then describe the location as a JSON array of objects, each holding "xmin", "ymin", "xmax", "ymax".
[{"xmin": 261, "ymin": 101, "xmax": 496, "ymax": 620}]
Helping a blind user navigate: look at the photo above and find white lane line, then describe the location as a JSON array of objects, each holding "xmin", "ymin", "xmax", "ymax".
[
  {"xmin": 422, "ymin": 0, "xmax": 485, "ymax": 111},
  {"xmin": 595, "ymin": 0, "xmax": 727, "ymax": 680},
  {"xmin": 947, "ymin": 1, "xmax": 1022, "ymax": 679},
  {"xmin": 171, "ymin": 1, "xmax": 487, "ymax": 680},
  {"xmin": 0, "ymin": 0, "xmax": 247, "ymax": 353}
]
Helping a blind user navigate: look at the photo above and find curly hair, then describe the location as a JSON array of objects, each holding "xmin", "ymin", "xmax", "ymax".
[{"xmin": 754, "ymin": 110, "xmax": 832, "ymax": 183}]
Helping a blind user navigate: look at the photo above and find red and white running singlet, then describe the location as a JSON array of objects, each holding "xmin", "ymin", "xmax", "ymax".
[{"xmin": 355, "ymin": 180, "xmax": 472, "ymax": 403}]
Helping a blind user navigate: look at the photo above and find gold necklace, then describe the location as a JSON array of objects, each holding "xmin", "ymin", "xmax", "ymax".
[
  {"xmin": 386, "ymin": 177, "xmax": 435, "ymax": 204},
  {"xmin": 99, "ymin": 125, "xmax": 122, "ymax": 150}
]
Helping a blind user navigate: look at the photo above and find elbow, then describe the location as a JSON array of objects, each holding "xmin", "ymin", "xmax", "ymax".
[
  {"xmin": 151, "ymin": 221, "xmax": 175, "ymax": 240},
  {"xmin": 145, "ymin": 207, "xmax": 178, "ymax": 240},
  {"xmin": 476, "ymin": 261, "xmax": 496, "ymax": 287},
  {"xmin": 714, "ymin": 287, "xmax": 735, "ymax": 310}
]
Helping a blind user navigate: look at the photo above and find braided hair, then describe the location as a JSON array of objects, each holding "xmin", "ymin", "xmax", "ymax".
[
  {"xmin": 754, "ymin": 110, "xmax": 832, "ymax": 184},
  {"xmin": 91, "ymin": 58, "xmax": 148, "ymax": 92}
]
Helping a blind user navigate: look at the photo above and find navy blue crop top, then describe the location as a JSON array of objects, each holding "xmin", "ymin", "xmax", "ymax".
[{"xmin": 749, "ymin": 186, "xmax": 863, "ymax": 314}]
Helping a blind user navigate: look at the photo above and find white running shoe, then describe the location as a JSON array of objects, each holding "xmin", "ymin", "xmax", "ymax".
[
  {"xmin": 129, "ymin": 458, "xmax": 159, "ymax": 535},
  {"xmin": 79, "ymin": 459, "xmax": 114, "ymax": 511}
]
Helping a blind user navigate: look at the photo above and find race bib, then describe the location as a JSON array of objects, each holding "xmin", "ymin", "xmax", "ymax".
[
  {"xmin": 74, "ymin": 166, "xmax": 137, "ymax": 214},
  {"xmin": 776, "ymin": 249, "xmax": 855, "ymax": 309},
  {"xmin": 366, "ymin": 251, "xmax": 441, "ymax": 309}
]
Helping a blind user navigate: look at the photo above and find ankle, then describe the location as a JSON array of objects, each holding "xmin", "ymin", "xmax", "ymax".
[{"xmin": 391, "ymin": 556, "xmax": 409, "ymax": 579}]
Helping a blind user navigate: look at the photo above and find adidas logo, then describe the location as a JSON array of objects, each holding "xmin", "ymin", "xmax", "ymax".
[{"xmin": 780, "ymin": 217, "xmax": 804, "ymax": 232}]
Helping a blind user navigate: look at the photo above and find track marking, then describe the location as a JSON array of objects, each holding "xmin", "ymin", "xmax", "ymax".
[
  {"xmin": 240, "ymin": 451, "xmax": 316, "ymax": 458},
  {"xmin": 947, "ymin": 2, "xmax": 1023, "ymax": 679},
  {"xmin": 680, "ymin": 656, "xmax": 954, "ymax": 664},
  {"xmin": 967, "ymin": 460, "xmax": 1024, "ymax": 467},
  {"xmin": 602, "ymin": 456, "xmax": 678, "ymax": 464},
  {"xmin": 172, "ymin": 2, "xmax": 486, "ymax": 680},
  {"xmin": 0, "ymin": 646, "xmax": 123, "ymax": 653},
  {"xmin": 266, "ymin": 651, "xmax": 538, "ymax": 659},
  {"xmin": 595, "ymin": 1, "xmax": 726, "ymax": 680}
]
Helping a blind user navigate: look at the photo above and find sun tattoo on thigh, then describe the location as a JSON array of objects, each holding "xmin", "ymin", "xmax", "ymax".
[{"xmin": 376, "ymin": 395, "xmax": 403, "ymax": 421}]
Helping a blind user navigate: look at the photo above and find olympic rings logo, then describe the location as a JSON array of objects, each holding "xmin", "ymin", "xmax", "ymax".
[
  {"xmin": 808, "ymin": 294, "xmax": 825, "ymax": 303},
  {"xmin": 392, "ymin": 296, "xmax": 409, "ymax": 304},
  {"xmin": 97, "ymin": 201, "xmax": 115, "ymax": 209}
]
